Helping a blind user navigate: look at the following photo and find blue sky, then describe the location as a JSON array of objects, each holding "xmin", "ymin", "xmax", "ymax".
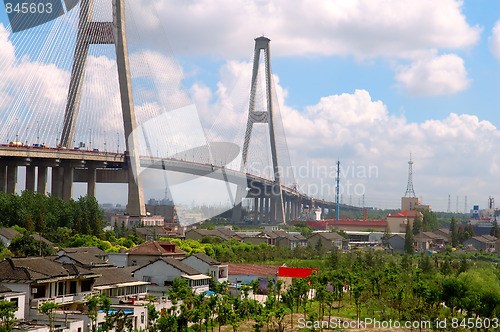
[{"xmin": 1, "ymin": 0, "xmax": 500, "ymax": 214}]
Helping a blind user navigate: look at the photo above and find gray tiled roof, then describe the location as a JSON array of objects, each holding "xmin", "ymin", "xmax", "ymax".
[
  {"xmin": 0, "ymin": 257, "xmax": 99, "ymax": 282},
  {"xmin": 0, "ymin": 228, "xmax": 20, "ymax": 240},
  {"xmin": 57, "ymin": 252, "xmax": 109, "ymax": 267},
  {"xmin": 191, "ymin": 252, "xmax": 221, "ymax": 265},
  {"xmin": 60, "ymin": 246, "xmax": 106, "ymax": 257},
  {"xmin": 93, "ymin": 267, "xmax": 143, "ymax": 287},
  {"xmin": 134, "ymin": 257, "xmax": 202, "ymax": 276}
]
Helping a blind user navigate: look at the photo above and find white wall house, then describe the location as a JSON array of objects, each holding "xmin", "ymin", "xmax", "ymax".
[
  {"xmin": 0, "ymin": 257, "xmax": 101, "ymax": 320},
  {"xmin": 133, "ymin": 257, "xmax": 210, "ymax": 295},
  {"xmin": 0, "ymin": 285, "xmax": 26, "ymax": 321},
  {"xmin": 181, "ymin": 252, "xmax": 228, "ymax": 283}
]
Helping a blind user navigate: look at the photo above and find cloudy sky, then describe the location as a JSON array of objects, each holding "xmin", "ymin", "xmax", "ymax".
[{"xmin": 1, "ymin": 0, "xmax": 500, "ymax": 213}]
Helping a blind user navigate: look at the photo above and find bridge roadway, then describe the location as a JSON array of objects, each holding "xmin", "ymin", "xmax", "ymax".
[{"xmin": 0, "ymin": 145, "xmax": 339, "ymax": 222}]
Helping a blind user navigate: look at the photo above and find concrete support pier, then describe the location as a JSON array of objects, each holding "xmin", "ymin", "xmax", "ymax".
[
  {"xmin": 51, "ymin": 167, "xmax": 63, "ymax": 198},
  {"xmin": 0, "ymin": 165, "xmax": 6, "ymax": 193},
  {"xmin": 6, "ymin": 164, "xmax": 18, "ymax": 194},
  {"xmin": 26, "ymin": 166, "xmax": 36, "ymax": 192},
  {"xmin": 87, "ymin": 166, "xmax": 97, "ymax": 197},
  {"xmin": 62, "ymin": 164, "xmax": 74, "ymax": 201},
  {"xmin": 37, "ymin": 166, "xmax": 48, "ymax": 195}
]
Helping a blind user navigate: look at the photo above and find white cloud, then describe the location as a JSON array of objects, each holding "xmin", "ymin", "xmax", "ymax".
[
  {"xmin": 128, "ymin": 0, "xmax": 480, "ymax": 59},
  {"xmin": 125, "ymin": 0, "xmax": 479, "ymax": 97},
  {"xmin": 490, "ymin": 20, "xmax": 500, "ymax": 62},
  {"xmin": 394, "ymin": 53, "xmax": 470, "ymax": 96}
]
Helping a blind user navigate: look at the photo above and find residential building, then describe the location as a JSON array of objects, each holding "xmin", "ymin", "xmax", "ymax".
[
  {"xmin": 92, "ymin": 267, "xmax": 149, "ymax": 304},
  {"xmin": 55, "ymin": 251, "xmax": 113, "ymax": 269},
  {"xmin": 0, "ymin": 257, "xmax": 101, "ymax": 318},
  {"xmin": 240, "ymin": 236, "xmax": 268, "ymax": 245},
  {"xmin": 126, "ymin": 227, "xmax": 179, "ymax": 242},
  {"xmin": 0, "ymin": 284, "xmax": 26, "ymax": 321},
  {"xmin": 181, "ymin": 252, "xmax": 228, "ymax": 283},
  {"xmin": 326, "ymin": 219, "xmax": 387, "ymax": 232},
  {"xmin": 463, "ymin": 235, "xmax": 497, "ymax": 252},
  {"xmin": 307, "ymin": 232, "xmax": 348, "ymax": 251},
  {"xmin": 58, "ymin": 247, "xmax": 108, "ymax": 261},
  {"xmin": 227, "ymin": 263, "xmax": 280, "ymax": 293},
  {"xmin": 386, "ymin": 234, "xmax": 406, "ymax": 253},
  {"xmin": 414, "ymin": 232, "xmax": 447, "ymax": 251},
  {"xmin": 145, "ymin": 204, "xmax": 178, "ymax": 223},
  {"xmin": 133, "ymin": 258, "xmax": 210, "ymax": 295},
  {"xmin": 240, "ymin": 230, "xmax": 307, "ymax": 249},
  {"xmin": 108, "ymin": 241, "xmax": 186, "ymax": 268},
  {"xmin": 0, "ymin": 228, "xmax": 20, "ymax": 246},
  {"xmin": 110, "ymin": 214, "xmax": 165, "ymax": 228},
  {"xmin": 433, "ymin": 228, "xmax": 451, "ymax": 241},
  {"xmin": 386, "ymin": 210, "xmax": 423, "ymax": 233},
  {"xmin": 185, "ymin": 228, "xmax": 241, "ymax": 242},
  {"xmin": 30, "ymin": 234, "xmax": 53, "ymax": 247},
  {"xmin": 401, "ymin": 196, "xmax": 431, "ymax": 211}
]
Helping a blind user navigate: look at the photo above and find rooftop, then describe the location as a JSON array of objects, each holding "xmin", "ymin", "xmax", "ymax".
[
  {"xmin": 0, "ymin": 228, "xmax": 20, "ymax": 240},
  {"xmin": 93, "ymin": 267, "xmax": 147, "ymax": 287},
  {"xmin": 189, "ymin": 252, "xmax": 222, "ymax": 266},
  {"xmin": 135, "ymin": 257, "xmax": 202, "ymax": 276},
  {"xmin": 59, "ymin": 246, "xmax": 106, "ymax": 257},
  {"xmin": 126, "ymin": 241, "xmax": 186, "ymax": 256},
  {"xmin": 227, "ymin": 263, "xmax": 280, "ymax": 277},
  {"xmin": 388, "ymin": 210, "xmax": 423, "ymax": 218},
  {"xmin": 0, "ymin": 257, "xmax": 99, "ymax": 282}
]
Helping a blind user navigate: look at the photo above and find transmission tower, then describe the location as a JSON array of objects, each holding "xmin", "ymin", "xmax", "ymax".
[{"xmin": 404, "ymin": 153, "xmax": 416, "ymax": 197}]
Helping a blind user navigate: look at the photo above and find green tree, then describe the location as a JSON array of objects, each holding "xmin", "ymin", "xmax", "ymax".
[
  {"xmin": 86, "ymin": 294, "xmax": 111, "ymax": 332},
  {"xmin": 39, "ymin": 302, "xmax": 58, "ymax": 332},
  {"xmin": 404, "ymin": 222, "xmax": 414, "ymax": 254},
  {"xmin": 328, "ymin": 245, "xmax": 341, "ymax": 270},
  {"xmin": 450, "ymin": 217, "xmax": 458, "ymax": 247},
  {"xmin": 421, "ymin": 210, "xmax": 438, "ymax": 231},
  {"xmin": 9, "ymin": 233, "xmax": 55, "ymax": 257},
  {"xmin": 441, "ymin": 256, "xmax": 454, "ymax": 276},
  {"xmin": 491, "ymin": 218, "xmax": 500, "ymax": 238},
  {"xmin": 412, "ymin": 216, "xmax": 423, "ymax": 235},
  {"xmin": 0, "ymin": 300, "xmax": 17, "ymax": 332},
  {"xmin": 382, "ymin": 223, "xmax": 392, "ymax": 245}
]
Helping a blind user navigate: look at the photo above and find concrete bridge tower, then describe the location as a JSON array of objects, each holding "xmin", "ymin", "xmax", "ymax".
[
  {"xmin": 60, "ymin": 0, "xmax": 145, "ymax": 217},
  {"xmin": 232, "ymin": 37, "xmax": 286, "ymax": 225}
]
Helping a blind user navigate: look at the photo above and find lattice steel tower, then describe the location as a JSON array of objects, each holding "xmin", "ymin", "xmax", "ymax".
[{"xmin": 404, "ymin": 153, "xmax": 416, "ymax": 197}]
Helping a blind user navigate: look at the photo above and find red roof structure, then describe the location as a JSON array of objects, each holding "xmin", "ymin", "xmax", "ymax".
[
  {"xmin": 278, "ymin": 267, "xmax": 318, "ymax": 278},
  {"xmin": 388, "ymin": 210, "xmax": 423, "ymax": 218}
]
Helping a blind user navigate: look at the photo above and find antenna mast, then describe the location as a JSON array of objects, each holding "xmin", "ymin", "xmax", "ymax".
[{"xmin": 404, "ymin": 153, "xmax": 416, "ymax": 198}]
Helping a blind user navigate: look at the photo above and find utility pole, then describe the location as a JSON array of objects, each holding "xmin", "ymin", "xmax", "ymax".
[{"xmin": 336, "ymin": 160, "xmax": 340, "ymax": 221}]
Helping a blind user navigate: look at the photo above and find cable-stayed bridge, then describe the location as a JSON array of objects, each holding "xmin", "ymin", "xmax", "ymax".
[{"xmin": 0, "ymin": 0, "xmax": 341, "ymax": 224}]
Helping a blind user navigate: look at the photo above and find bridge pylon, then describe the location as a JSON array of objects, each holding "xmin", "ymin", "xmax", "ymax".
[
  {"xmin": 59, "ymin": 0, "xmax": 145, "ymax": 216},
  {"xmin": 232, "ymin": 37, "xmax": 286, "ymax": 225}
]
